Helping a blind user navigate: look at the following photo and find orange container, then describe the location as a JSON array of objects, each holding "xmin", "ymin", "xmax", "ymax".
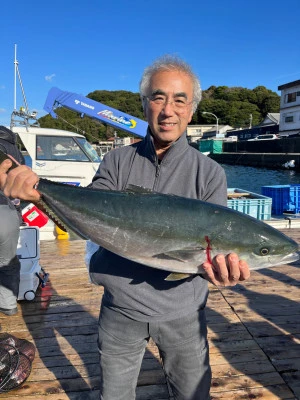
[{"xmin": 22, "ymin": 203, "xmax": 49, "ymax": 228}]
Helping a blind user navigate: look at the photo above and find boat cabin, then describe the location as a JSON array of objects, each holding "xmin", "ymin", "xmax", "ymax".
[{"xmin": 12, "ymin": 126, "xmax": 101, "ymax": 187}]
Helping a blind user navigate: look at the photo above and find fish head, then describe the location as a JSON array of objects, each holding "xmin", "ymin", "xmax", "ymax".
[{"xmin": 221, "ymin": 221, "xmax": 300, "ymax": 270}]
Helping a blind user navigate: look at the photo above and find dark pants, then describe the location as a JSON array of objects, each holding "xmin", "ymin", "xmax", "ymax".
[{"xmin": 98, "ymin": 305, "xmax": 211, "ymax": 400}]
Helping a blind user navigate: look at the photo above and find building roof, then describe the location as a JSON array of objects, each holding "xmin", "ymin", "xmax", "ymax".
[
  {"xmin": 278, "ymin": 80, "xmax": 300, "ymax": 90},
  {"xmin": 258, "ymin": 113, "xmax": 280, "ymax": 126},
  {"xmin": 202, "ymin": 125, "xmax": 233, "ymax": 133}
]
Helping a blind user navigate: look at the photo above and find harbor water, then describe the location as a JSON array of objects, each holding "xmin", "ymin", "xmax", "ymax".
[
  {"xmin": 25, "ymin": 156, "xmax": 299, "ymax": 194},
  {"xmin": 222, "ymin": 164, "xmax": 300, "ymax": 194}
]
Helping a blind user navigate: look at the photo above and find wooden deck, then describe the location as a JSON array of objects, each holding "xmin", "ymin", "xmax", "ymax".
[{"xmin": 0, "ymin": 228, "xmax": 299, "ymax": 399}]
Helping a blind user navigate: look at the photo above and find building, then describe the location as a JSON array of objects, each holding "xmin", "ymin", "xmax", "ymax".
[
  {"xmin": 278, "ymin": 80, "xmax": 300, "ymax": 137},
  {"xmin": 186, "ymin": 124, "xmax": 234, "ymax": 143},
  {"xmin": 260, "ymin": 113, "xmax": 280, "ymax": 126},
  {"xmin": 226, "ymin": 114, "xmax": 279, "ymax": 141},
  {"xmin": 186, "ymin": 124, "xmax": 215, "ymax": 143},
  {"xmin": 201, "ymin": 125, "xmax": 234, "ymax": 139}
]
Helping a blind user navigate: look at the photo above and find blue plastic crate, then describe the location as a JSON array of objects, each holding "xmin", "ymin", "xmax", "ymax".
[
  {"xmin": 289, "ymin": 184, "xmax": 300, "ymax": 213},
  {"xmin": 227, "ymin": 188, "xmax": 272, "ymax": 220},
  {"xmin": 261, "ymin": 185, "xmax": 289, "ymax": 215},
  {"xmin": 261, "ymin": 185, "xmax": 300, "ymax": 215}
]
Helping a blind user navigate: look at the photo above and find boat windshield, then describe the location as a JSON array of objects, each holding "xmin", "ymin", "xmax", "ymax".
[
  {"xmin": 75, "ymin": 138, "xmax": 101, "ymax": 162},
  {"xmin": 36, "ymin": 136, "xmax": 101, "ymax": 163}
]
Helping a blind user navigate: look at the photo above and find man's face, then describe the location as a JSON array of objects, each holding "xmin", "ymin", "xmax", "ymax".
[{"xmin": 144, "ymin": 70, "xmax": 194, "ymax": 148}]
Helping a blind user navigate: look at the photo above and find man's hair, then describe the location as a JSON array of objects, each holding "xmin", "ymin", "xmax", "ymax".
[{"xmin": 139, "ymin": 54, "xmax": 202, "ymax": 113}]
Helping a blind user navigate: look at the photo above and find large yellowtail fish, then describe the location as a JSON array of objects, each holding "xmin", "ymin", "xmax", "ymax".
[{"xmin": 1, "ymin": 149, "xmax": 298, "ymax": 280}]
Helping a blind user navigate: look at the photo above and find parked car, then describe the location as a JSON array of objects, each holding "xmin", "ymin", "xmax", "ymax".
[{"xmin": 248, "ymin": 134, "xmax": 279, "ymax": 141}]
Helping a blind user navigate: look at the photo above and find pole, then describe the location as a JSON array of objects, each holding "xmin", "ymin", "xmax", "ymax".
[
  {"xmin": 14, "ymin": 44, "xmax": 17, "ymax": 111},
  {"xmin": 202, "ymin": 112, "xmax": 219, "ymax": 136}
]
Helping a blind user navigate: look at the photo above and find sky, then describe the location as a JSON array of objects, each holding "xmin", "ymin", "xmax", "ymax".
[{"xmin": 1, "ymin": 0, "xmax": 300, "ymax": 127}]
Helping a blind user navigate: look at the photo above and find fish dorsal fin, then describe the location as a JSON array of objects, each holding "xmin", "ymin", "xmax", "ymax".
[{"xmin": 126, "ymin": 185, "xmax": 154, "ymax": 194}]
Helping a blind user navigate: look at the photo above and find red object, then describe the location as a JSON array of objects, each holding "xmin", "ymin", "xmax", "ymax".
[{"xmin": 22, "ymin": 203, "xmax": 49, "ymax": 228}]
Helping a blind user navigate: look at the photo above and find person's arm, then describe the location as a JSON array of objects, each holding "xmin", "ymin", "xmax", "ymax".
[
  {"xmin": 200, "ymin": 164, "xmax": 251, "ymax": 286},
  {"xmin": 202, "ymin": 165, "xmax": 228, "ymax": 207},
  {"xmin": 89, "ymin": 151, "xmax": 119, "ymax": 191}
]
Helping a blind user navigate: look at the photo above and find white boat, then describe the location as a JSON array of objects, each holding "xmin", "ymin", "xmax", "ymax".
[{"xmin": 12, "ymin": 124, "xmax": 101, "ymax": 187}]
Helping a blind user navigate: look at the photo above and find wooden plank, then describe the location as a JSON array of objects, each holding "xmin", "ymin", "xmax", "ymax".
[
  {"xmin": 281, "ymin": 371, "xmax": 300, "ymax": 398},
  {"xmin": 2, "ymin": 384, "xmax": 170, "ymax": 400},
  {"xmin": 210, "ymin": 349, "xmax": 269, "ymax": 366},
  {"xmin": 227, "ymin": 192, "xmax": 251, "ymax": 198},
  {"xmin": 211, "ymin": 359, "xmax": 277, "ymax": 378},
  {"xmin": 210, "ymin": 386, "xmax": 295, "ymax": 399},
  {"xmin": 211, "ymin": 371, "xmax": 286, "ymax": 392},
  {"xmin": 209, "ymin": 339, "xmax": 261, "ymax": 353}
]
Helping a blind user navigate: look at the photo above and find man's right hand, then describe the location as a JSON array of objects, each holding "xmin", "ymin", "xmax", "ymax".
[{"xmin": 0, "ymin": 159, "xmax": 41, "ymax": 202}]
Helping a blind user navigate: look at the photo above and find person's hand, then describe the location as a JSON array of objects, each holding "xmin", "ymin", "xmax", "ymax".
[
  {"xmin": 0, "ymin": 159, "xmax": 40, "ymax": 202},
  {"xmin": 202, "ymin": 253, "xmax": 250, "ymax": 287}
]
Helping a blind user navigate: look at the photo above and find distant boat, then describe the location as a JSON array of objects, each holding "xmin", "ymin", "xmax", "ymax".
[{"xmin": 282, "ymin": 160, "xmax": 295, "ymax": 169}]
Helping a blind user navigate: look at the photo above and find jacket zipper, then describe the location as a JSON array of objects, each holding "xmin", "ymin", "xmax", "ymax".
[
  {"xmin": 155, "ymin": 162, "xmax": 161, "ymax": 178},
  {"xmin": 153, "ymin": 159, "xmax": 161, "ymax": 191}
]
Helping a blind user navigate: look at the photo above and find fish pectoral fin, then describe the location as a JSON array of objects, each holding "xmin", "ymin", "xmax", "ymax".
[
  {"xmin": 125, "ymin": 185, "xmax": 180, "ymax": 198},
  {"xmin": 165, "ymin": 273, "xmax": 193, "ymax": 281},
  {"xmin": 153, "ymin": 247, "xmax": 205, "ymax": 262}
]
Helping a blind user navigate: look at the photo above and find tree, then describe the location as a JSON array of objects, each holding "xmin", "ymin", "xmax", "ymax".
[{"xmin": 38, "ymin": 86, "xmax": 280, "ymax": 139}]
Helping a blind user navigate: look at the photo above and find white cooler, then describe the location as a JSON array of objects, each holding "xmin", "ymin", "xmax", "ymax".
[{"xmin": 16, "ymin": 226, "xmax": 49, "ymax": 301}]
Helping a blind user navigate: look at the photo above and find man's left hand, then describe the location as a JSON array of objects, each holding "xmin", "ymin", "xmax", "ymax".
[{"xmin": 202, "ymin": 253, "xmax": 250, "ymax": 287}]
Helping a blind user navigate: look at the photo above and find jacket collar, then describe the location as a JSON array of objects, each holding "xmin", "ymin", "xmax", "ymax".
[{"xmin": 143, "ymin": 127, "xmax": 189, "ymax": 163}]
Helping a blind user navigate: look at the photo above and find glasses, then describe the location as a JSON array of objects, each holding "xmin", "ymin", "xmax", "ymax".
[{"xmin": 145, "ymin": 95, "xmax": 193, "ymax": 111}]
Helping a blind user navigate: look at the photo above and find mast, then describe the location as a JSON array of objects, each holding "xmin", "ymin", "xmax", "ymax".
[
  {"xmin": 14, "ymin": 44, "xmax": 17, "ymax": 111},
  {"xmin": 10, "ymin": 45, "xmax": 40, "ymax": 130}
]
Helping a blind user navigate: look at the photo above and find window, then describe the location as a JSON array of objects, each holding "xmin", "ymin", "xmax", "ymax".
[
  {"xmin": 36, "ymin": 136, "xmax": 91, "ymax": 161},
  {"xmin": 285, "ymin": 116, "xmax": 294, "ymax": 123},
  {"xmin": 285, "ymin": 92, "xmax": 297, "ymax": 103}
]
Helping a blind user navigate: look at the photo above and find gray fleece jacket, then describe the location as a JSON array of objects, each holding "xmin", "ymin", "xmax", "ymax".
[{"xmin": 89, "ymin": 129, "xmax": 227, "ymax": 322}]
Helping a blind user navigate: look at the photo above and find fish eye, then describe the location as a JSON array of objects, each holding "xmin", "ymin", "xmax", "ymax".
[{"xmin": 260, "ymin": 247, "xmax": 269, "ymax": 256}]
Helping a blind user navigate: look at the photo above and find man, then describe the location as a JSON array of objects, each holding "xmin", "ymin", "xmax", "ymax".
[
  {"xmin": 0, "ymin": 126, "xmax": 25, "ymax": 316},
  {"xmin": 0, "ymin": 55, "xmax": 250, "ymax": 399}
]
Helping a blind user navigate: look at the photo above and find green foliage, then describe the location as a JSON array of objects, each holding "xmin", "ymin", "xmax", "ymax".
[
  {"xmin": 197, "ymin": 85, "xmax": 279, "ymax": 128},
  {"xmin": 38, "ymin": 86, "xmax": 280, "ymax": 139}
]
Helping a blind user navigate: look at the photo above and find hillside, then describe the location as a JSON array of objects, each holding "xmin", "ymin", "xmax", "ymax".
[{"xmin": 39, "ymin": 86, "xmax": 280, "ymax": 143}]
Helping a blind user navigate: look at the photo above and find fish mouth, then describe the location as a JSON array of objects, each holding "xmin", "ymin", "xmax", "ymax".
[{"xmin": 271, "ymin": 252, "xmax": 299, "ymax": 267}]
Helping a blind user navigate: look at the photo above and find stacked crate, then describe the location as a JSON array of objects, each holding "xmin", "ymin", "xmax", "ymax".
[
  {"xmin": 227, "ymin": 188, "xmax": 272, "ymax": 220},
  {"xmin": 261, "ymin": 184, "xmax": 300, "ymax": 215}
]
